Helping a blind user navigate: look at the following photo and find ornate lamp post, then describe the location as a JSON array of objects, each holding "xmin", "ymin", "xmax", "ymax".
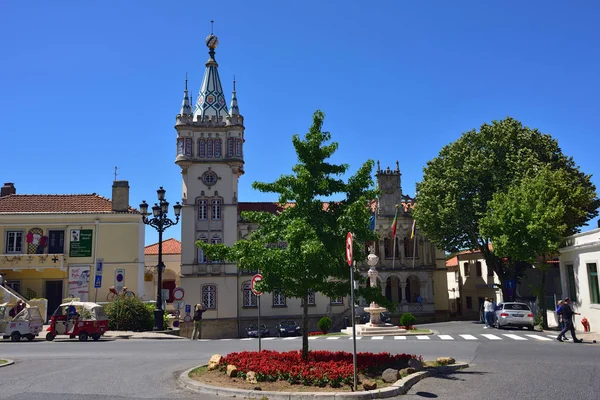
[{"xmin": 139, "ymin": 187, "xmax": 182, "ymax": 331}]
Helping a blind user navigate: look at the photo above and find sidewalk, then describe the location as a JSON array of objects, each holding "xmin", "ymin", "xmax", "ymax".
[{"xmin": 41, "ymin": 325, "xmax": 185, "ymax": 340}]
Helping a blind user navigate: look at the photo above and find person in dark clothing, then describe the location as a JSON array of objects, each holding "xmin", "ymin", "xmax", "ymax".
[
  {"xmin": 191, "ymin": 303, "xmax": 206, "ymax": 340},
  {"xmin": 557, "ymin": 298, "xmax": 582, "ymax": 343}
]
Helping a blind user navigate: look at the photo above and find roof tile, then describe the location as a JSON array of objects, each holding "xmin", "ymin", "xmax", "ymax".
[
  {"xmin": 144, "ymin": 238, "xmax": 181, "ymax": 255},
  {"xmin": 0, "ymin": 194, "xmax": 138, "ymax": 214}
]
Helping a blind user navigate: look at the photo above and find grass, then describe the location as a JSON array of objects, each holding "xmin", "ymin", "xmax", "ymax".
[
  {"xmin": 0, "ymin": 360, "xmax": 7, "ymax": 365},
  {"xmin": 404, "ymin": 329, "xmax": 432, "ymax": 334},
  {"xmin": 189, "ymin": 365, "xmax": 208, "ymax": 377}
]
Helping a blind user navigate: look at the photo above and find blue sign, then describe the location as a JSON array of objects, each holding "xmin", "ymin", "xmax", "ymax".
[
  {"xmin": 94, "ymin": 275, "xmax": 102, "ymax": 289},
  {"xmin": 185, "ymin": 304, "xmax": 191, "ymax": 314},
  {"xmin": 95, "ymin": 259, "xmax": 103, "ymax": 275},
  {"xmin": 506, "ymin": 280, "xmax": 515, "ymax": 289}
]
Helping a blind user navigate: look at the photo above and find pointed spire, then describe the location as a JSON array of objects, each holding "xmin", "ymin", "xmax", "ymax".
[
  {"xmin": 178, "ymin": 73, "xmax": 192, "ymax": 116},
  {"xmin": 194, "ymin": 22, "xmax": 229, "ymax": 121},
  {"xmin": 229, "ymin": 75, "xmax": 240, "ymax": 116}
]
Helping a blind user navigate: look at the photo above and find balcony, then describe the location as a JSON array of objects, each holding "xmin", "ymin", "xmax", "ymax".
[
  {"xmin": 0, "ymin": 254, "xmax": 67, "ymax": 271},
  {"xmin": 181, "ymin": 263, "xmax": 223, "ymax": 276}
]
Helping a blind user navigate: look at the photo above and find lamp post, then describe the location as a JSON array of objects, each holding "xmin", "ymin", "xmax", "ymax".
[{"xmin": 139, "ymin": 187, "xmax": 182, "ymax": 331}]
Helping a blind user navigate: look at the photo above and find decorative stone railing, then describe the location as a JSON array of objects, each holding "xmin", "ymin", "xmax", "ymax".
[{"xmin": 0, "ymin": 254, "xmax": 66, "ymax": 270}]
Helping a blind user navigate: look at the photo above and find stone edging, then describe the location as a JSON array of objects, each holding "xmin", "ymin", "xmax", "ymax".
[
  {"xmin": 0, "ymin": 359, "xmax": 15, "ymax": 368},
  {"xmin": 178, "ymin": 362, "xmax": 469, "ymax": 399}
]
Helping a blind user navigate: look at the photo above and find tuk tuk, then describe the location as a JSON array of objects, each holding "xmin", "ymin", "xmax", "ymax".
[
  {"xmin": 46, "ymin": 301, "xmax": 109, "ymax": 342},
  {"xmin": 0, "ymin": 305, "xmax": 44, "ymax": 342}
]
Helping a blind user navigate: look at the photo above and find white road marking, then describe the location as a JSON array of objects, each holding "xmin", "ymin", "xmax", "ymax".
[
  {"xmin": 416, "ymin": 335, "xmax": 430, "ymax": 340},
  {"xmin": 219, "ymin": 339, "xmax": 232, "ymax": 341},
  {"xmin": 326, "ymin": 337, "xmax": 340, "ymax": 340},
  {"xmin": 459, "ymin": 334, "xmax": 478, "ymax": 340},
  {"xmin": 438, "ymin": 335, "xmax": 454, "ymax": 340},
  {"xmin": 503, "ymin": 334, "xmax": 527, "ymax": 341},
  {"xmin": 481, "ymin": 334, "xmax": 502, "ymax": 340},
  {"xmin": 525, "ymin": 334, "xmax": 552, "ymax": 341},
  {"xmin": 309, "ymin": 337, "xmax": 318, "ymax": 340},
  {"xmin": 394, "ymin": 336, "xmax": 407, "ymax": 340},
  {"xmin": 282, "ymin": 337, "xmax": 297, "ymax": 340},
  {"xmin": 262, "ymin": 337, "xmax": 275, "ymax": 341},
  {"xmin": 240, "ymin": 338, "xmax": 253, "ymax": 341},
  {"xmin": 371, "ymin": 336, "xmax": 384, "ymax": 340}
]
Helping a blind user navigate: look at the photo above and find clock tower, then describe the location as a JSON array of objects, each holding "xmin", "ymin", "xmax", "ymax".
[{"xmin": 376, "ymin": 161, "xmax": 402, "ymax": 216}]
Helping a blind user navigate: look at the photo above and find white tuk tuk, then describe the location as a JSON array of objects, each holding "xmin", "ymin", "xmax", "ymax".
[{"xmin": 0, "ymin": 305, "xmax": 44, "ymax": 342}]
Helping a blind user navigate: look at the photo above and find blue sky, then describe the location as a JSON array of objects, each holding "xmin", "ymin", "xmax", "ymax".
[{"xmin": 1, "ymin": 1, "xmax": 599, "ymax": 246}]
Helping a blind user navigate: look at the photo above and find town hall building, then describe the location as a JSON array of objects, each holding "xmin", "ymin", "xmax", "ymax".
[{"xmin": 174, "ymin": 32, "xmax": 449, "ymax": 338}]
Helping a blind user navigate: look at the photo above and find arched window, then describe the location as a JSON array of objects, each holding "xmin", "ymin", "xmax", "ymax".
[
  {"xmin": 197, "ymin": 199, "xmax": 208, "ymax": 220},
  {"xmin": 197, "ymin": 235, "xmax": 207, "ymax": 264},
  {"xmin": 177, "ymin": 138, "xmax": 184, "ymax": 155},
  {"xmin": 202, "ymin": 284, "xmax": 217, "ymax": 309},
  {"xmin": 243, "ymin": 281, "xmax": 257, "ymax": 307},
  {"xmin": 184, "ymin": 138, "xmax": 193, "ymax": 156},
  {"xmin": 384, "ymin": 237, "xmax": 391, "ymax": 259},
  {"xmin": 235, "ymin": 139, "xmax": 242, "ymax": 157},
  {"xmin": 198, "ymin": 139, "xmax": 206, "ymax": 158},
  {"xmin": 214, "ymin": 139, "xmax": 221, "ymax": 158},
  {"xmin": 227, "ymin": 138, "xmax": 234, "ymax": 157},
  {"xmin": 212, "ymin": 199, "xmax": 221, "ymax": 220},
  {"xmin": 207, "ymin": 140, "xmax": 213, "ymax": 158}
]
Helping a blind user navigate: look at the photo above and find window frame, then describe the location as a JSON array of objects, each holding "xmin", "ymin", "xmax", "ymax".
[
  {"xmin": 5, "ymin": 230, "xmax": 24, "ymax": 254},
  {"xmin": 198, "ymin": 199, "xmax": 208, "ymax": 220},
  {"xmin": 184, "ymin": 138, "xmax": 193, "ymax": 157},
  {"xmin": 211, "ymin": 199, "xmax": 221, "ymax": 220},
  {"xmin": 567, "ymin": 264, "xmax": 577, "ymax": 302},
  {"xmin": 476, "ymin": 261, "xmax": 482, "ymax": 277},
  {"xmin": 463, "ymin": 262, "xmax": 470, "ymax": 277},
  {"xmin": 242, "ymin": 281, "xmax": 257, "ymax": 307},
  {"xmin": 587, "ymin": 263, "xmax": 600, "ymax": 304},
  {"xmin": 273, "ymin": 291, "xmax": 286, "ymax": 307},
  {"xmin": 47, "ymin": 230, "xmax": 65, "ymax": 254},
  {"xmin": 6, "ymin": 280, "xmax": 20, "ymax": 294},
  {"xmin": 307, "ymin": 289, "xmax": 316, "ymax": 306},
  {"xmin": 202, "ymin": 284, "xmax": 217, "ymax": 309},
  {"xmin": 330, "ymin": 296, "xmax": 343, "ymax": 305},
  {"xmin": 214, "ymin": 139, "xmax": 221, "ymax": 158},
  {"xmin": 198, "ymin": 139, "xmax": 206, "ymax": 158}
]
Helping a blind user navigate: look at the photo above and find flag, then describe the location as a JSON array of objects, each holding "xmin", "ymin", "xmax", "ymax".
[
  {"xmin": 391, "ymin": 205, "xmax": 398, "ymax": 238},
  {"xmin": 368, "ymin": 212, "xmax": 376, "ymax": 231},
  {"xmin": 410, "ymin": 219, "xmax": 416, "ymax": 239}
]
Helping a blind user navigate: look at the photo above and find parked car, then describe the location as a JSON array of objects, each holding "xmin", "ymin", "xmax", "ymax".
[
  {"xmin": 359, "ymin": 312, "xmax": 392, "ymax": 324},
  {"xmin": 494, "ymin": 302, "xmax": 534, "ymax": 330},
  {"xmin": 275, "ymin": 320, "xmax": 301, "ymax": 337},
  {"xmin": 246, "ymin": 324, "xmax": 269, "ymax": 338}
]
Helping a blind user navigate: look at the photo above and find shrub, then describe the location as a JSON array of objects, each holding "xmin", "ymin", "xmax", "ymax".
[
  {"xmin": 400, "ymin": 312, "xmax": 416, "ymax": 328},
  {"xmin": 105, "ymin": 296, "xmax": 154, "ymax": 332},
  {"xmin": 317, "ymin": 316, "xmax": 332, "ymax": 334}
]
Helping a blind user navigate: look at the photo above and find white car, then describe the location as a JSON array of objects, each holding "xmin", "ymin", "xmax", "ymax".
[{"xmin": 494, "ymin": 302, "xmax": 534, "ymax": 330}]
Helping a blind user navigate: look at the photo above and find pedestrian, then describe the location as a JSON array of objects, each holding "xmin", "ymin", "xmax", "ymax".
[
  {"xmin": 483, "ymin": 297, "xmax": 493, "ymax": 328},
  {"xmin": 556, "ymin": 300, "xmax": 568, "ymax": 341},
  {"xmin": 491, "ymin": 298, "xmax": 498, "ymax": 326},
  {"xmin": 557, "ymin": 298, "xmax": 582, "ymax": 343},
  {"xmin": 191, "ymin": 303, "xmax": 206, "ymax": 340}
]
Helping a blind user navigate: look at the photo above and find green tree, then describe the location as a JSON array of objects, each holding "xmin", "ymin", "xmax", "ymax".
[
  {"xmin": 413, "ymin": 117, "xmax": 599, "ymax": 300},
  {"xmin": 198, "ymin": 110, "xmax": 381, "ymax": 359}
]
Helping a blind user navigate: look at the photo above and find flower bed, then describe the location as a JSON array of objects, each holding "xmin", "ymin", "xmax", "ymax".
[
  {"xmin": 219, "ymin": 350, "xmax": 421, "ymax": 387},
  {"xmin": 308, "ymin": 331, "xmax": 325, "ymax": 336}
]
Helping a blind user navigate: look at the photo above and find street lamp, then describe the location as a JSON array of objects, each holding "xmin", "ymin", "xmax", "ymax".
[{"xmin": 139, "ymin": 187, "xmax": 182, "ymax": 331}]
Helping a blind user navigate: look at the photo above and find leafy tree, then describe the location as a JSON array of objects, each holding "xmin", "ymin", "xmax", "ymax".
[
  {"xmin": 198, "ymin": 110, "xmax": 381, "ymax": 359},
  {"xmin": 413, "ymin": 117, "xmax": 599, "ymax": 300}
]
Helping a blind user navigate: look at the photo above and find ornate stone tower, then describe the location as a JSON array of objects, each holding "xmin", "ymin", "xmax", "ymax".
[
  {"xmin": 376, "ymin": 161, "xmax": 402, "ymax": 216},
  {"xmin": 175, "ymin": 32, "xmax": 244, "ymax": 285}
]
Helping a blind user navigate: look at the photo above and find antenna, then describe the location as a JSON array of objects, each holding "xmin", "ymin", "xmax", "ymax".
[
  {"xmin": 114, "ymin": 166, "xmax": 118, "ymax": 181},
  {"xmin": 210, "ymin": 20, "xmax": 214, "ymax": 35}
]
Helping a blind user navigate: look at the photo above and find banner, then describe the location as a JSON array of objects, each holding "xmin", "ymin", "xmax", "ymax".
[
  {"xmin": 69, "ymin": 229, "xmax": 93, "ymax": 257},
  {"xmin": 68, "ymin": 266, "xmax": 90, "ymax": 301}
]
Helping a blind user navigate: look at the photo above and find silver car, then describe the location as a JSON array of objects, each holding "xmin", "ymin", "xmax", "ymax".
[{"xmin": 495, "ymin": 302, "xmax": 535, "ymax": 330}]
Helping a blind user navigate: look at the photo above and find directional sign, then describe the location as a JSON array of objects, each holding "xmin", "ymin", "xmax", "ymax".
[
  {"xmin": 95, "ymin": 259, "xmax": 104, "ymax": 276},
  {"xmin": 94, "ymin": 275, "xmax": 102, "ymax": 289},
  {"xmin": 506, "ymin": 280, "xmax": 515, "ymax": 289},
  {"xmin": 251, "ymin": 273, "xmax": 263, "ymax": 296},
  {"xmin": 173, "ymin": 287, "xmax": 185, "ymax": 301},
  {"xmin": 346, "ymin": 232, "xmax": 353, "ymax": 266}
]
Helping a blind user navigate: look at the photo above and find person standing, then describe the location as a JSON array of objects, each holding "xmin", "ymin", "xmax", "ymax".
[
  {"xmin": 483, "ymin": 297, "xmax": 492, "ymax": 328},
  {"xmin": 557, "ymin": 298, "xmax": 582, "ymax": 343},
  {"xmin": 191, "ymin": 303, "xmax": 206, "ymax": 340},
  {"xmin": 556, "ymin": 300, "xmax": 568, "ymax": 341}
]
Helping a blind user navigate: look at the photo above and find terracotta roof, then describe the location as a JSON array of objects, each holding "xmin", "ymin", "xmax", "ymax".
[
  {"xmin": 446, "ymin": 256, "xmax": 458, "ymax": 267},
  {"xmin": 0, "ymin": 194, "xmax": 138, "ymax": 214},
  {"xmin": 144, "ymin": 238, "xmax": 181, "ymax": 255},
  {"xmin": 238, "ymin": 202, "xmax": 286, "ymax": 214}
]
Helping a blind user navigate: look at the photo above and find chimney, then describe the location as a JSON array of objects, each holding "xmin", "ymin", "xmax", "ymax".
[
  {"xmin": 112, "ymin": 181, "xmax": 130, "ymax": 212},
  {"xmin": 1, "ymin": 183, "xmax": 16, "ymax": 197}
]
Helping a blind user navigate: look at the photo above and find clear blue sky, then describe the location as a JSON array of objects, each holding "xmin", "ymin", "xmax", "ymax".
[{"xmin": 2, "ymin": 1, "xmax": 599, "ymax": 246}]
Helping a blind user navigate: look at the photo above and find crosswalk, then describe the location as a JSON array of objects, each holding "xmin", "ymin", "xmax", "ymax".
[{"xmin": 215, "ymin": 333, "xmax": 557, "ymax": 343}]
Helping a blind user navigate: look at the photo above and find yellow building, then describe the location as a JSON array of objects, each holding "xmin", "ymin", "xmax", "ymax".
[
  {"xmin": 143, "ymin": 238, "xmax": 181, "ymax": 307},
  {"xmin": 0, "ymin": 181, "xmax": 144, "ymax": 319}
]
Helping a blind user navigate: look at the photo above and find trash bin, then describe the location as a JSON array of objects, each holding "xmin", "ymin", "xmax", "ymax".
[{"xmin": 343, "ymin": 317, "xmax": 349, "ymax": 329}]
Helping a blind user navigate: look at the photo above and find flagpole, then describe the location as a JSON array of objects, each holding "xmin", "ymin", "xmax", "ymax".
[
  {"xmin": 411, "ymin": 225, "xmax": 417, "ymax": 268},
  {"xmin": 392, "ymin": 237, "xmax": 396, "ymax": 268}
]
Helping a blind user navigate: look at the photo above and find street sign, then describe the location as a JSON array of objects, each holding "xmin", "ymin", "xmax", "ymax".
[
  {"xmin": 173, "ymin": 287, "xmax": 185, "ymax": 301},
  {"xmin": 114, "ymin": 269, "xmax": 125, "ymax": 289},
  {"xmin": 174, "ymin": 310, "xmax": 180, "ymax": 317},
  {"xmin": 251, "ymin": 273, "xmax": 263, "ymax": 295},
  {"xmin": 506, "ymin": 280, "xmax": 515, "ymax": 289},
  {"xmin": 185, "ymin": 304, "xmax": 191, "ymax": 314},
  {"xmin": 183, "ymin": 315, "xmax": 191, "ymax": 323},
  {"xmin": 94, "ymin": 275, "xmax": 102, "ymax": 289},
  {"xmin": 172, "ymin": 299, "xmax": 184, "ymax": 310},
  {"xmin": 346, "ymin": 232, "xmax": 353, "ymax": 266},
  {"xmin": 95, "ymin": 259, "xmax": 103, "ymax": 276}
]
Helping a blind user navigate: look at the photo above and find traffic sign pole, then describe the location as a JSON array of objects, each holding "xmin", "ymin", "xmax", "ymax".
[
  {"xmin": 258, "ymin": 295, "xmax": 262, "ymax": 352},
  {"xmin": 350, "ymin": 259, "xmax": 358, "ymax": 392}
]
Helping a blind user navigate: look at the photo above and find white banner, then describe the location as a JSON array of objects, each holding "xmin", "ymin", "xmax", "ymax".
[{"xmin": 68, "ymin": 266, "xmax": 90, "ymax": 301}]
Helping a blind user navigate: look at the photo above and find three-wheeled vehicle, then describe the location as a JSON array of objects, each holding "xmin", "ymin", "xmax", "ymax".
[
  {"xmin": 46, "ymin": 301, "xmax": 109, "ymax": 342},
  {"xmin": 0, "ymin": 305, "xmax": 44, "ymax": 342}
]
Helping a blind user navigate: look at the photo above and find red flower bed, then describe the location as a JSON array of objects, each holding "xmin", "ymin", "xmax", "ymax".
[
  {"xmin": 308, "ymin": 331, "xmax": 325, "ymax": 336},
  {"xmin": 219, "ymin": 350, "xmax": 421, "ymax": 387}
]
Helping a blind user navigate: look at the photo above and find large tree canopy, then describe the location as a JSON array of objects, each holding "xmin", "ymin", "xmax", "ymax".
[
  {"xmin": 413, "ymin": 117, "xmax": 599, "ymax": 298},
  {"xmin": 198, "ymin": 110, "xmax": 379, "ymax": 359}
]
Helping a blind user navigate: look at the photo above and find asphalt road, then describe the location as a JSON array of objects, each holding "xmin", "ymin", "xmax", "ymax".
[{"xmin": 0, "ymin": 321, "xmax": 598, "ymax": 400}]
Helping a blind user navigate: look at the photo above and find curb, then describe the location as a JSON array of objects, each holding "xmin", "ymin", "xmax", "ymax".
[
  {"xmin": 0, "ymin": 359, "xmax": 15, "ymax": 368},
  {"xmin": 107, "ymin": 335, "xmax": 185, "ymax": 340},
  {"xmin": 178, "ymin": 362, "xmax": 469, "ymax": 399}
]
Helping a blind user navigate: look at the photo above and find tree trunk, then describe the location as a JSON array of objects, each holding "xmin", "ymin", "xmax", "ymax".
[
  {"xmin": 301, "ymin": 293, "xmax": 309, "ymax": 360},
  {"xmin": 539, "ymin": 267, "xmax": 548, "ymax": 329}
]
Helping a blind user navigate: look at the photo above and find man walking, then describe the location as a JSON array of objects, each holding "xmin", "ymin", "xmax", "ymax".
[
  {"xmin": 557, "ymin": 298, "xmax": 582, "ymax": 343},
  {"xmin": 483, "ymin": 297, "xmax": 493, "ymax": 328},
  {"xmin": 191, "ymin": 303, "xmax": 206, "ymax": 340}
]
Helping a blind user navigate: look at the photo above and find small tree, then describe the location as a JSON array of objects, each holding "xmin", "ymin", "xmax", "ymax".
[
  {"xmin": 199, "ymin": 110, "xmax": 384, "ymax": 359},
  {"xmin": 400, "ymin": 313, "xmax": 416, "ymax": 329},
  {"xmin": 317, "ymin": 316, "xmax": 332, "ymax": 334}
]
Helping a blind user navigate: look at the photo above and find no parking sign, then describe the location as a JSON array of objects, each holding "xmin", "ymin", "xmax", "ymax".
[{"xmin": 114, "ymin": 269, "xmax": 125, "ymax": 289}]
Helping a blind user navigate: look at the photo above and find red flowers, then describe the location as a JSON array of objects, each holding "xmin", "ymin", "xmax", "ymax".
[{"xmin": 219, "ymin": 350, "xmax": 421, "ymax": 387}]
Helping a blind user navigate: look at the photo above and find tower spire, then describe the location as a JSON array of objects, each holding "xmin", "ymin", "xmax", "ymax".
[
  {"xmin": 229, "ymin": 75, "xmax": 240, "ymax": 116},
  {"xmin": 193, "ymin": 24, "xmax": 229, "ymax": 121},
  {"xmin": 178, "ymin": 73, "xmax": 192, "ymax": 116}
]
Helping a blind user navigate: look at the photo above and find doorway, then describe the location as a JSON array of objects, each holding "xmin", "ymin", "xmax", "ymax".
[{"xmin": 46, "ymin": 280, "xmax": 64, "ymax": 316}]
